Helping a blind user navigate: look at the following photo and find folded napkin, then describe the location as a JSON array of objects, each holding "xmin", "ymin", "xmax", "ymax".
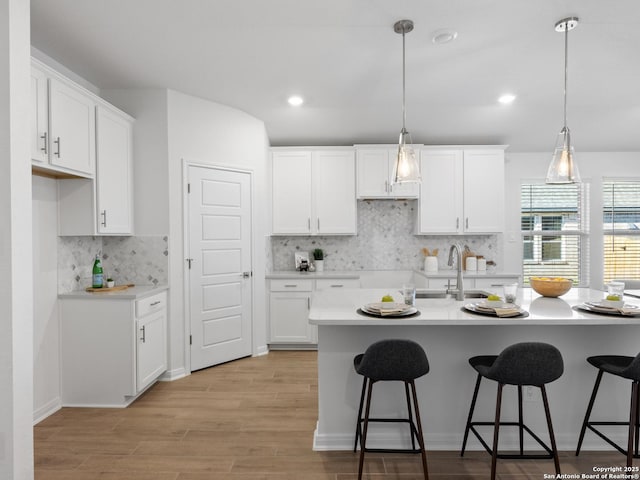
[
  {"xmin": 493, "ymin": 306, "xmax": 523, "ymax": 317},
  {"xmin": 364, "ymin": 302, "xmax": 411, "ymax": 316}
]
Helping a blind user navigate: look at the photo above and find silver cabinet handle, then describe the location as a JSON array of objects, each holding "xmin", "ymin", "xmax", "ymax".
[
  {"xmin": 54, "ymin": 137, "xmax": 61, "ymax": 157},
  {"xmin": 284, "ymin": 284, "xmax": 297, "ymax": 288},
  {"xmin": 307, "ymin": 297, "xmax": 310, "ymax": 309},
  {"xmin": 40, "ymin": 132, "xmax": 47, "ymax": 154},
  {"xmin": 466, "ymin": 217, "xmax": 469, "ymax": 229},
  {"xmin": 456, "ymin": 218, "xmax": 460, "ymax": 230},
  {"xmin": 101, "ymin": 210, "xmax": 107, "ymax": 227},
  {"xmin": 330, "ymin": 285, "xmax": 344, "ymax": 288},
  {"xmin": 385, "ymin": 180, "xmax": 388, "ymax": 193},
  {"xmin": 242, "ymin": 271, "xmax": 251, "ymax": 278},
  {"xmin": 308, "ymin": 218, "xmax": 311, "ymax": 230},
  {"xmin": 150, "ymin": 301, "xmax": 161, "ymax": 306},
  {"xmin": 317, "ymin": 218, "xmax": 320, "ymax": 230},
  {"xmin": 140, "ymin": 325, "xmax": 146, "ymax": 343}
]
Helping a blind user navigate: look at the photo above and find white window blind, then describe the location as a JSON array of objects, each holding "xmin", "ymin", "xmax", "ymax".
[
  {"xmin": 603, "ymin": 180, "xmax": 640, "ymax": 283},
  {"xmin": 521, "ymin": 182, "xmax": 589, "ymax": 286}
]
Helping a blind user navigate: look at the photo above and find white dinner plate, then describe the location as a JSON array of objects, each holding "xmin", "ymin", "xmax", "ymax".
[
  {"xmin": 577, "ymin": 302, "xmax": 640, "ymax": 316},
  {"xmin": 463, "ymin": 303, "xmax": 526, "ymax": 318}
]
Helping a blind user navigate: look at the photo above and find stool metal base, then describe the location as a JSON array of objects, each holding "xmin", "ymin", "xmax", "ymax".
[
  {"xmin": 461, "ymin": 374, "xmax": 561, "ymax": 480},
  {"xmin": 576, "ymin": 371, "xmax": 640, "ymax": 467},
  {"xmin": 354, "ymin": 377, "xmax": 428, "ymax": 480}
]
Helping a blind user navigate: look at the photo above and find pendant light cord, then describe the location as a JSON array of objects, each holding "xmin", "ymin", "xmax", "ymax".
[
  {"xmin": 402, "ymin": 26, "xmax": 407, "ymax": 132},
  {"xmin": 563, "ymin": 21, "xmax": 569, "ymax": 129}
]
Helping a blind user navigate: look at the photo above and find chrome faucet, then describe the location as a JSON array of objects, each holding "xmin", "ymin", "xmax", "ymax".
[{"xmin": 447, "ymin": 243, "xmax": 465, "ymax": 300}]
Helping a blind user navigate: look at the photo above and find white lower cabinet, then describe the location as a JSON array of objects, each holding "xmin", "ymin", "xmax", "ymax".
[
  {"xmin": 60, "ymin": 290, "xmax": 167, "ymax": 406},
  {"xmin": 423, "ymin": 276, "xmax": 519, "ymax": 290},
  {"xmin": 268, "ymin": 277, "xmax": 360, "ymax": 348}
]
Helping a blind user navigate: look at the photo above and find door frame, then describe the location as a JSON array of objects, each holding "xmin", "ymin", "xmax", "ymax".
[{"xmin": 182, "ymin": 159, "xmax": 255, "ymax": 374}]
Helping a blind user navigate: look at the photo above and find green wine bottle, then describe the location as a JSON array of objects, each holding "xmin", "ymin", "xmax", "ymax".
[{"xmin": 92, "ymin": 254, "xmax": 103, "ymax": 288}]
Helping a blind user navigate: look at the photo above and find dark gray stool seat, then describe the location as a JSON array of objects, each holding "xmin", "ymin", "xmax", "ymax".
[
  {"xmin": 353, "ymin": 339, "xmax": 430, "ymax": 480},
  {"xmin": 461, "ymin": 342, "xmax": 564, "ymax": 480},
  {"xmin": 576, "ymin": 353, "xmax": 640, "ymax": 467}
]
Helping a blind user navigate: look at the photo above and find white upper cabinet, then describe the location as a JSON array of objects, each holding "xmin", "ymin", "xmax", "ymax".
[
  {"xmin": 31, "ymin": 60, "xmax": 96, "ymax": 177},
  {"xmin": 356, "ymin": 147, "xmax": 420, "ymax": 199},
  {"xmin": 416, "ymin": 147, "xmax": 506, "ymax": 234},
  {"xmin": 96, "ymin": 106, "xmax": 134, "ymax": 234},
  {"xmin": 271, "ymin": 148, "xmax": 356, "ymax": 235}
]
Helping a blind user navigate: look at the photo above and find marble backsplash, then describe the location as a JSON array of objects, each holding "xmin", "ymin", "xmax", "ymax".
[
  {"xmin": 270, "ymin": 200, "xmax": 501, "ymax": 271},
  {"xmin": 58, "ymin": 235, "xmax": 169, "ymax": 293}
]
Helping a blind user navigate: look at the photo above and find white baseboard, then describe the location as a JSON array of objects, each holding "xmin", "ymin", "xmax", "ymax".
[
  {"xmin": 160, "ymin": 367, "xmax": 188, "ymax": 382},
  {"xmin": 313, "ymin": 423, "xmax": 631, "ymax": 452},
  {"xmin": 253, "ymin": 345, "xmax": 269, "ymax": 357},
  {"xmin": 33, "ymin": 397, "xmax": 62, "ymax": 425}
]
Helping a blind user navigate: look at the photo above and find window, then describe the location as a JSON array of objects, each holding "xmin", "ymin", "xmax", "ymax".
[
  {"xmin": 521, "ymin": 182, "xmax": 589, "ymax": 286},
  {"xmin": 603, "ymin": 180, "xmax": 640, "ymax": 284}
]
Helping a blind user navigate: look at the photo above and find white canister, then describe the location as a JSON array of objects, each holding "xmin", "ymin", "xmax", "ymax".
[
  {"xmin": 466, "ymin": 256, "xmax": 477, "ymax": 271},
  {"xmin": 477, "ymin": 258, "xmax": 487, "ymax": 271},
  {"xmin": 425, "ymin": 256, "xmax": 438, "ymax": 273}
]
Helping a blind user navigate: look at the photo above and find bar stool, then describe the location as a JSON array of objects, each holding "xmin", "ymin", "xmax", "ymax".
[
  {"xmin": 353, "ymin": 339, "xmax": 430, "ymax": 480},
  {"xmin": 576, "ymin": 353, "xmax": 640, "ymax": 467},
  {"xmin": 460, "ymin": 342, "xmax": 564, "ymax": 480}
]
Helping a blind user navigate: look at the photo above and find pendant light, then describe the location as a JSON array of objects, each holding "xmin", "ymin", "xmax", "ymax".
[
  {"xmin": 546, "ymin": 17, "xmax": 581, "ymax": 184},
  {"xmin": 392, "ymin": 19, "xmax": 421, "ymax": 184}
]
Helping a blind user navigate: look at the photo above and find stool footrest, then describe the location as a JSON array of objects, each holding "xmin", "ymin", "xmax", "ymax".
[
  {"xmin": 468, "ymin": 421, "xmax": 555, "ymax": 459},
  {"xmin": 586, "ymin": 422, "xmax": 640, "ymax": 458}
]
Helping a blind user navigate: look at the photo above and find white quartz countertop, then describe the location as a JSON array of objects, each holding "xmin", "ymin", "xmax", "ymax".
[
  {"xmin": 58, "ymin": 284, "xmax": 168, "ymax": 300},
  {"xmin": 266, "ymin": 271, "xmax": 361, "ymax": 279},
  {"xmin": 413, "ymin": 269, "xmax": 521, "ymax": 278},
  {"xmin": 308, "ymin": 287, "xmax": 640, "ymax": 326}
]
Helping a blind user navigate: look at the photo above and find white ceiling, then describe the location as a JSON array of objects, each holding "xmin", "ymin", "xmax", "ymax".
[{"xmin": 30, "ymin": 0, "xmax": 640, "ymax": 152}]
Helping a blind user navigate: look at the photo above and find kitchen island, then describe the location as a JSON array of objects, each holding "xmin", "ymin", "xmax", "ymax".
[{"xmin": 309, "ymin": 288, "xmax": 640, "ymax": 452}]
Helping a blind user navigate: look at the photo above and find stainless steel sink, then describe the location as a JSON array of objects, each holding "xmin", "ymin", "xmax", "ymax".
[
  {"xmin": 415, "ymin": 289, "xmax": 490, "ymax": 299},
  {"xmin": 463, "ymin": 290, "xmax": 490, "ymax": 299}
]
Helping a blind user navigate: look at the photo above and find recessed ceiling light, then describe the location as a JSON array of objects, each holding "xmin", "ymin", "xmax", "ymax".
[
  {"xmin": 287, "ymin": 95, "xmax": 304, "ymax": 107},
  {"xmin": 498, "ymin": 94, "xmax": 516, "ymax": 105},
  {"xmin": 431, "ymin": 29, "xmax": 458, "ymax": 45}
]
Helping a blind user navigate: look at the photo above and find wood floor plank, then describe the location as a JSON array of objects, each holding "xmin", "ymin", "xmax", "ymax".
[{"xmin": 34, "ymin": 350, "xmax": 634, "ymax": 479}]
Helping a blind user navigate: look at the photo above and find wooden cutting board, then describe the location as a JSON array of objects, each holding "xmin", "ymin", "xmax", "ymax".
[{"xmin": 85, "ymin": 284, "xmax": 135, "ymax": 293}]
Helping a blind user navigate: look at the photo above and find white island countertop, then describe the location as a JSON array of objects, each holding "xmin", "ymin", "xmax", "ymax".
[{"xmin": 309, "ymin": 287, "xmax": 640, "ymax": 325}]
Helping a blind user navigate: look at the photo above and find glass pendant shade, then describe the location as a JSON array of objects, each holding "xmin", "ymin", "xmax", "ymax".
[
  {"xmin": 547, "ymin": 126, "xmax": 580, "ymax": 183},
  {"xmin": 393, "ymin": 127, "xmax": 421, "ymax": 183}
]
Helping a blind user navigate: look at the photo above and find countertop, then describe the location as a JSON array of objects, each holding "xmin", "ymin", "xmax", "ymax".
[
  {"xmin": 413, "ymin": 269, "xmax": 520, "ymax": 278},
  {"xmin": 58, "ymin": 284, "xmax": 168, "ymax": 300},
  {"xmin": 266, "ymin": 271, "xmax": 361, "ymax": 279},
  {"xmin": 308, "ymin": 287, "xmax": 640, "ymax": 326}
]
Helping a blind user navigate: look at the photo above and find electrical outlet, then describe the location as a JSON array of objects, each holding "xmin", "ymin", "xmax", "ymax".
[{"xmin": 524, "ymin": 386, "xmax": 537, "ymax": 402}]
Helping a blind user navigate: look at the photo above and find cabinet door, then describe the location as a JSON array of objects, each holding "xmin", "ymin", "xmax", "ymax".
[
  {"xmin": 49, "ymin": 78, "xmax": 96, "ymax": 176},
  {"xmin": 417, "ymin": 150, "xmax": 463, "ymax": 234},
  {"xmin": 387, "ymin": 148, "xmax": 420, "ymax": 199},
  {"xmin": 31, "ymin": 67, "xmax": 49, "ymax": 164},
  {"xmin": 137, "ymin": 309, "xmax": 167, "ymax": 393},
  {"xmin": 356, "ymin": 149, "xmax": 390, "ymax": 198},
  {"xmin": 269, "ymin": 292, "xmax": 314, "ymax": 343},
  {"xmin": 272, "ymin": 151, "xmax": 312, "ymax": 234},
  {"xmin": 96, "ymin": 106, "xmax": 133, "ymax": 234},
  {"xmin": 314, "ymin": 150, "xmax": 356, "ymax": 234},
  {"xmin": 463, "ymin": 150, "xmax": 505, "ymax": 233}
]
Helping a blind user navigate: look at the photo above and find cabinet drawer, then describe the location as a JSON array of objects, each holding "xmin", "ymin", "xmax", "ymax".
[
  {"xmin": 315, "ymin": 278, "xmax": 360, "ymax": 290},
  {"xmin": 136, "ymin": 291, "xmax": 167, "ymax": 318},
  {"xmin": 270, "ymin": 279, "xmax": 314, "ymax": 292}
]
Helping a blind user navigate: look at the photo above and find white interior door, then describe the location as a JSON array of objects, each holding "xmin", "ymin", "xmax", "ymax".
[{"xmin": 188, "ymin": 165, "xmax": 252, "ymax": 371}]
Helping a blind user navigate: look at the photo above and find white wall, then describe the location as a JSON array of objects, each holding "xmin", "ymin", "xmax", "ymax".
[
  {"xmin": 32, "ymin": 176, "xmax": 61, "ymax": 422},
  {"xmin": 166, "ymin": 89, "xmax": 270, "ymax": 373},
  {"xmin": 504, "ymin": 151, "xmax": 640, "ymax": 287},
  {"xmin": 0, "ymin": 0, "xmax": 34, "ymax": 477}
]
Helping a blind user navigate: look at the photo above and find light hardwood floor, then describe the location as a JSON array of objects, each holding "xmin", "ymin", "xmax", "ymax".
[{"xmin": 35, "ymin": 351, "xmax": 628, "ymax": 479}]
